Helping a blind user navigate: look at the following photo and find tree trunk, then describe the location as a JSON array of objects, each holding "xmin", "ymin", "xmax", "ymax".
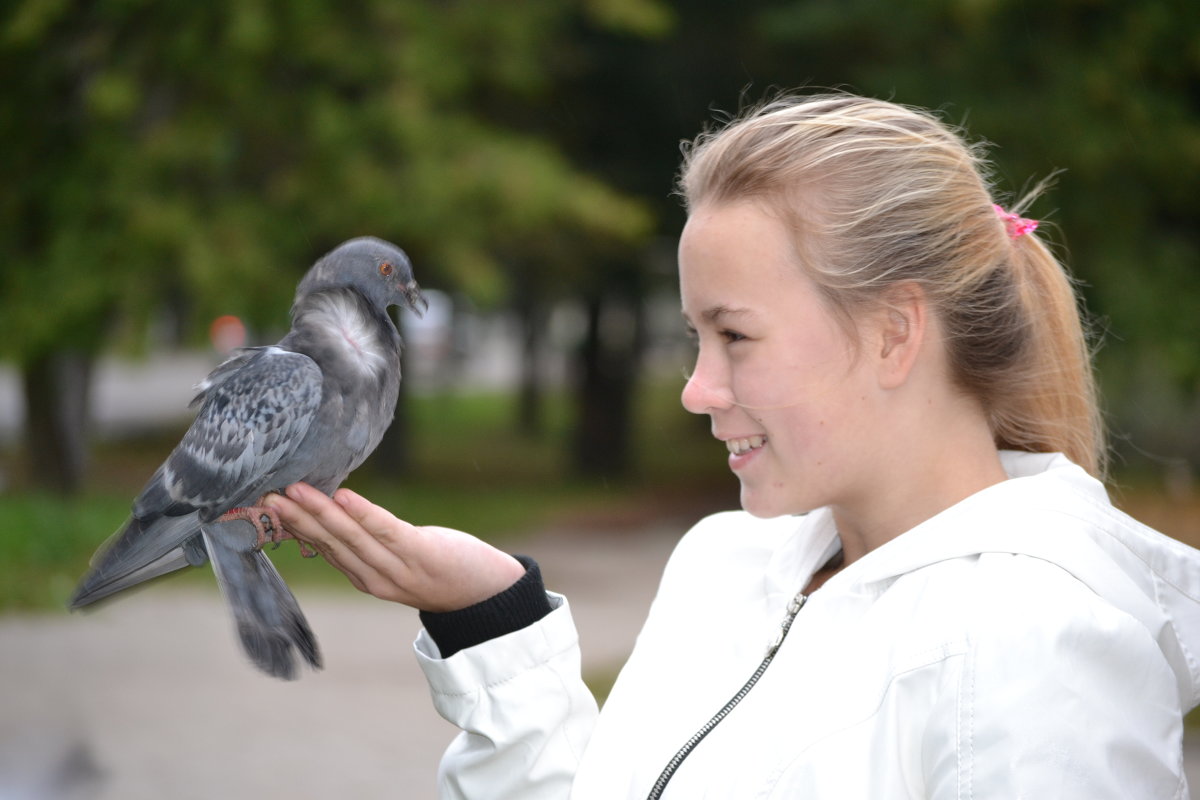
[
  {"xmin": 515, "ymin": 294, "xmax": 547, "ymax": 438},
  {"xmin": 22, "ymin": 351, "xmax": 94, "ymax": 494},
  {"xmin": 572, "ymin": 290, "xmax": 645, "ymax": 478}
]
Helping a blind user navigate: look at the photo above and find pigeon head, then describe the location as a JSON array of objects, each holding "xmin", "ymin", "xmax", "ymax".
[{"xmin": 297, "ymin": 237, "xmax": 428, "ymax": 317}]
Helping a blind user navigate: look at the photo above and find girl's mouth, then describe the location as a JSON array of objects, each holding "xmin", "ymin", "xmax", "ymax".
[{"xmin": 726, "ymin": 435, "xmax": 766, "ymax": 456}]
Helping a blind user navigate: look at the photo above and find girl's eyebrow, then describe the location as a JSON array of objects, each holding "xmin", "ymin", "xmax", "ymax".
[
  {"xmin": 706, "ymin": 305, "xmax": 753, "ymax": 322},
  {"xmin": 682, "ymin": 305, "xmax": 753, "ymax": 326}
]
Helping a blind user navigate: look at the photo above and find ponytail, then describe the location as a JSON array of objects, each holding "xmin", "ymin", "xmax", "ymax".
[{"xmin": 991, "ymin": 231, "xmax": 1105, "ymax": 477}]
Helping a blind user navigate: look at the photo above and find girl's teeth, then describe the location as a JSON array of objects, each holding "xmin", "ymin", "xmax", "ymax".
[{"xmin": 726, "ymin": 435, "xmax": 766, "ymax": 456}]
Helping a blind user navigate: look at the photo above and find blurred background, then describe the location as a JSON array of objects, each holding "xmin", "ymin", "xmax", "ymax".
[{"xmin": 1, "ymin": 0, "xmax": 1198, "ymax": 797}]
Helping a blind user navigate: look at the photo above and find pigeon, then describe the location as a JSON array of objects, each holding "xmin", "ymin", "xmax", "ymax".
[{"xmin": 69, "ymin": 236, "xmax": 427, "ymax": 679}]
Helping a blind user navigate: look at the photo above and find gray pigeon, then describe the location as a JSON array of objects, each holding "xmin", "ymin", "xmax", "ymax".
[{"xmin": 69, "ymin": 236, "xmax": 427, "ymax": 679}]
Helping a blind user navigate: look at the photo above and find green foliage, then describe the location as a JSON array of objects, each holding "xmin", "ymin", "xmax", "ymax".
[
  {"xmin": 0, "ymin": 493, "xmax": 133, "ymax": 610},
  {"xmin": 0, "ymin": 0, "xmax": 661, "ymax": 359}
]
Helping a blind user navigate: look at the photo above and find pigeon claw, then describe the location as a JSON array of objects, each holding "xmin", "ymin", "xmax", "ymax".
[{"xmin": 218, "ymin": 504, "xmax": 313, "ymax": 556}]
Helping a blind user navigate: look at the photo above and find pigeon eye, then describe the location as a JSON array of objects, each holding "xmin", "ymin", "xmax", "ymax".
[{"xmin": 379, "ymin": 262, "xmax": 394, "ymax": 277}]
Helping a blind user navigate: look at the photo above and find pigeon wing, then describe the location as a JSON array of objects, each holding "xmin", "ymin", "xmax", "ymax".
[
  {"xmin": 154, "ymin": 346, "xmax": 324, "ymax": 519},
  {"xmin": 70, "ymin": 347, "xmax": 323, "ymax": 608}
]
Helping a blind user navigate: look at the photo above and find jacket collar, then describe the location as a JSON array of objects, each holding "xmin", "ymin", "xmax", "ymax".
[{"xmin": 797, "ymin": 451, "xmax": 1200, "ymax": 711}]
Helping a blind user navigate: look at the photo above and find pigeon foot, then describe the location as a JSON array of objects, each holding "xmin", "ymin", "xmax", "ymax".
[{"xmin": 218, "ymin": 504, "xmax": 319, "ymax": 558}]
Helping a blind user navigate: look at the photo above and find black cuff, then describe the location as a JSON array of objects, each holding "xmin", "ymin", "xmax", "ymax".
[{"xmin": 419, "ymin": 555, "xmax": 553, "ymax": 658}]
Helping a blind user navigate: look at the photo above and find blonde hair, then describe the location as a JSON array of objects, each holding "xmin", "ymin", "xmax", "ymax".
[{"xmin": 679, "ymin": 93, "xmax": 1105, "ymax": 478}]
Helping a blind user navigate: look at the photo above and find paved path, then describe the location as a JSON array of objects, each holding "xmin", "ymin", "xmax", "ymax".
[
  {"xmin": 0, "ymin": 524, "xmax": 680, "ymax": 800},
  {"xmin": 4, "ymin": 520, "xmax": 1199, "ymax": 799}
]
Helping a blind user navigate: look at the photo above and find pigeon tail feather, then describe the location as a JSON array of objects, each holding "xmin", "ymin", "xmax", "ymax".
[{"xmin": 202, "ymin": 521, "xmax": 322, "ymax": 680}]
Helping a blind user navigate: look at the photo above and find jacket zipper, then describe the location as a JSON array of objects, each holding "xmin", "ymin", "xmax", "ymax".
[{"xmin": 645, "ymin": 590, "xmax": 809, "ymax": 799}]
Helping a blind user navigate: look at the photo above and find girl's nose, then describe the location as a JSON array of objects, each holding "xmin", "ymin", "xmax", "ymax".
[{"xmin": 681, "ymin": 357, "xmax": 733, "ymax": 415}]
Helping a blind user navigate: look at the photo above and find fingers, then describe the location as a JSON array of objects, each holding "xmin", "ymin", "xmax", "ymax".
[
  {"xmin": 311, "ymin": 488, "xmax": 423, "ymax": 584},
  {"xmin": 265, "ymin": 485, "xmax": 391, "ymax": 595},
  {"xmin": 332, "ymin": 488, "xmax": 416, "ymax": 546},
  {"xmin": 266, "ymin": 483, "xmax": 529, "ymax": 612}
]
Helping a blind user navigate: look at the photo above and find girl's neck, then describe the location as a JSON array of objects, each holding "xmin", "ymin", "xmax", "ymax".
[{"xmin": 831, "ymin": 416, "xmax": 1008, "ymax": 567}]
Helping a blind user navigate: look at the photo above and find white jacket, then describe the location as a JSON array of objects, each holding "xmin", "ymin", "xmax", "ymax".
[{"xmin": 416, "ymin": 452, "xmax": 1200, "ymax": 798}]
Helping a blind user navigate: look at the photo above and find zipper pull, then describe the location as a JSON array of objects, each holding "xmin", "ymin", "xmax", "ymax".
[{"xmin": 766, "ymin": 591, "xmax": 807, "ymax": 657}]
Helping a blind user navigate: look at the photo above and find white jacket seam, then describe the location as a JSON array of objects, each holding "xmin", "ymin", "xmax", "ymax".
[
  {"xmin": 1050, "ymin": 494, "xmax": 1200, "ymax": 705},
  {"xmin": 966, "ymin": 644, "xmax": 974, "ymax": 800},
  {"xmin": 1063, "ymin": 491, "xmax": 1200, "ymax": 603},
  {"xmin": 431, "ymin": 644, "xmax": 579, "ymax": 700}
]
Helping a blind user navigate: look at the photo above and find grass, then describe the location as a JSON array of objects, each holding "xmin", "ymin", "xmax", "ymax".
[
  {"xmin": 0, "ymin": 379, "xmax": 735, "ymax": 611},
  {"xmin": 0, "ymin": 492, "xmax": 136, "ymax": 610}
]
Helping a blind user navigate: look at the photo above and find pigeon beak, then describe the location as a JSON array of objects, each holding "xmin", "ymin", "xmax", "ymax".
[{"xmin": 403, "ymin": 280, "xmax": 428, "ymax": 318}]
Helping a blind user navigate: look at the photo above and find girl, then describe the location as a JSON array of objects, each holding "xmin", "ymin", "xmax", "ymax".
[{"xmin": 268, "ymin": 93, "xmax": 1200, "ymax": 798}]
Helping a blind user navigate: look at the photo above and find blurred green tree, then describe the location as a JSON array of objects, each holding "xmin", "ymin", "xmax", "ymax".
[
  {"xmin": 5, "ymin": 0, "xmax": 1195, "ymax": 492},
  {"xmin": 0, "ymin": 0, "xmax": 660, "ymax": 491}
]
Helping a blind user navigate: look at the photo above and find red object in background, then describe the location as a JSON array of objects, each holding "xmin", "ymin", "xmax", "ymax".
[{"xmin": 209, "ymin": 315, "xmax": 247, "ymax": 354}]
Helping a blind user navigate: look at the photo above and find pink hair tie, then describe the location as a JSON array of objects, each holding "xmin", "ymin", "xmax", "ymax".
[{"xmin": 993, "ymin": 204, "xmax": 1038, "ymax": 239}]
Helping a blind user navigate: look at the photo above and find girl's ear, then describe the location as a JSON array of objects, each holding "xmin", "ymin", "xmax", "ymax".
[{"xmin": 875, "ymin": 282, "xmax": 928, "ymax": 390}]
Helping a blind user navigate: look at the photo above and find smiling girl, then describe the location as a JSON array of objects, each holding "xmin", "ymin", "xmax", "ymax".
[{"xmin": 268, "ymin": 93, "xmax": 1200, "ymax": 798}]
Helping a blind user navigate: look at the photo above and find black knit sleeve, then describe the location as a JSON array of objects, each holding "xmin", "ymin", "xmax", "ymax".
[{"xmin": 418, "ymin": 555, "xmax": 553, "ymax": 658}]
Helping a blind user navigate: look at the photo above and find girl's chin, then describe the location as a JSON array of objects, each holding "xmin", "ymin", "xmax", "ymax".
[
  {"xmin": 739, "ymin": 487, "xmax": 796, "ymax": 519},
  {"xmin": 738, "ymin": 479, "xmax": 820, "ymax": 519}
]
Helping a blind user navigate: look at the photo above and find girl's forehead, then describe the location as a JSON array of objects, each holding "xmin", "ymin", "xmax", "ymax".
[
  {"xmin": 681, "ymin": 201, "xmax": 811, "ymax": 271},
  {"xmin": 680, "ymin": 210, "xmax": 816, "ymax": 304}
]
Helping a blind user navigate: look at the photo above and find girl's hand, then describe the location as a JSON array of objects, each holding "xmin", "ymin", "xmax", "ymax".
[{"xmin": 264, "ymin": 483, "xmax": 526, "ymax": 612}]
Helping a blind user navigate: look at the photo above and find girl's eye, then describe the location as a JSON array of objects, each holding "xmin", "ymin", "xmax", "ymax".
[{"xmin": 682, "ymin": 324, "xmax": 745, "ymax": 345}]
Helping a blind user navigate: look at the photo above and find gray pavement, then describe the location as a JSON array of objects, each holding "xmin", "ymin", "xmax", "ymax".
[{"xmin": 0, "ymin": 523, "xmax": 681, "ymax": 800}]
